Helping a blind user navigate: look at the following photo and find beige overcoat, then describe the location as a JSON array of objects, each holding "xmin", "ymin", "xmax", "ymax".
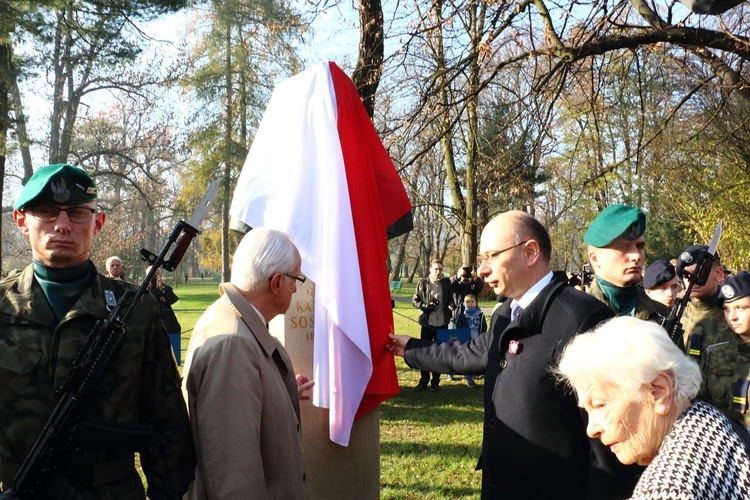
[{"xmin": 182, "ymin": 283, "xmax": 307, "ymax": 499}]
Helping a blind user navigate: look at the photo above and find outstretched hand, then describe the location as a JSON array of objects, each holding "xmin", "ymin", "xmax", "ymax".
[
  {"xmin": 296, "ymin": 374, "xmax": 314, "ymax": 400},
  {"xmin": 387, "ymin": 333, "xmax": 411, "ymax": 358}
]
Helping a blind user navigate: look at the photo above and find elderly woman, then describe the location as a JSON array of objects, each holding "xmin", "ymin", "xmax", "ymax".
[{"xmin": 557, "ymin": 316, "xmax": 750, "ymax": 499}]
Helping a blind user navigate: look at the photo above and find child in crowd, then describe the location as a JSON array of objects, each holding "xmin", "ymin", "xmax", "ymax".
[{"xmin": 455, "ymin": 294, "xmax": 487, "ymax": 388}]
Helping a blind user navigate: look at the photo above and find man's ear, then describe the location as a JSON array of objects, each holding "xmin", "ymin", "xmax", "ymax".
[
  {"xmin": 13, "ymin": 209, "xmax": 29, "ymax": 236},
  {"xmin": 93, "ymin": 211, "xmax": 106, "ymax": 236},
  {"xmin": 649, "ymin": 372, "xmax": 675, "ymax": 415},
  {"xmin": 713, "ymin": 263, "xmax": 724, "ymax": 283},
  {"xmin": 588, "ymin": 247, "xmax": 599, "ymax": 270},
  {"xmin": 525, "ymin": 239, "xmax": 541, "ymax": 266},
  {"xmin": 269, "ymin": 273, "xmax": 282, "ymax": 293}
]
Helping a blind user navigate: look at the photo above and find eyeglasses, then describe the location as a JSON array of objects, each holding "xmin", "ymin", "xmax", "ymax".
[
  {"xmin": 24, "ymin": 206, "xmax": 97, "ymax": 223},
  {"xmin": 270, "ymin": 272, "xmax": 307, "ymax": 285},
  {"xmin": 478, "ymin": 240, "xmax": 530, "ymax": 265},
  {"xmin": 285, "ymin": 273, "xmax": 307, "ymax": 284}
]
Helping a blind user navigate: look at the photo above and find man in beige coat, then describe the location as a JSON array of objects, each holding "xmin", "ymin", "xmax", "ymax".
[{"xmin": 182, "ymin": 228, "xmax": 314, "ymax": 499}]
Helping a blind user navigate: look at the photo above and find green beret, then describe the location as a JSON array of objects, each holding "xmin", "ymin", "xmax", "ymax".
[
  {"xmin": 584, "ymin": 204, "xmax": 646, "ymax": 247},
  {"xmin": 14, "ymin": 164, "xmax": 97, "ymax": 210}
]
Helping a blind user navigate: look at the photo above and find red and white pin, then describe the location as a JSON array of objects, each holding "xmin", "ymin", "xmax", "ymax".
[{"xmin": 508, "ymin": 340, "xmax": 520, "ymax": 355}]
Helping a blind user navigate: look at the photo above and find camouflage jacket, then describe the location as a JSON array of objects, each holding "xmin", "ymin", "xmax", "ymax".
[
  {"xmin": 588, "ymin": 279, "xmax": 668, "ymax": 322},
  {"xmin": 700, "ymin": 336, "xmax": 750, "ymax": 427},
  {"xmin": 680, "ymin": 295, "xmax": 734, "ymax": 362},
  {"xmin": 0, "ymin": 264, "xmax": 195, "ymax": 499}
]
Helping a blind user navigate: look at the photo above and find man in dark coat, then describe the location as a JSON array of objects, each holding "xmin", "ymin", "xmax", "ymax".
[
  {"xmin": 389, "ymin": 211, "xmax": 642, "ymax": 499},
  {"xmin": 411, "ymin": 259, "xmax": 453, "ymax": 391}
]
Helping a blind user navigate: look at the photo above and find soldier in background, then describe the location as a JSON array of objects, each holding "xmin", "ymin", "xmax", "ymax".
[
  {"xmin": 643, "ymin": 260, "xmax": 681, "ymax": 309},
  {"xmin": 584, "ymin": 205, "xmax": 668, "ymax": 322},
  {"xmin": 700, "ymin": 271, "xmax": 750, "ymax": 427},
  {"xmin": 0, "ymin": 164, "xmax": 195, "ymax": 497},
  {"xmin": 676, "ymin": 245, "xmax": 733, "ymax": 361},
  {"xmin": 720, "ymin": 264, "xmax": 733, "ymax": 282}
]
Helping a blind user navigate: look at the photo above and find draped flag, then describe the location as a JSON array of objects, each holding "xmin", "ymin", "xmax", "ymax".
[{"xmin": 229, "ymin": 61, "xmax": 413, "ymax": 446}]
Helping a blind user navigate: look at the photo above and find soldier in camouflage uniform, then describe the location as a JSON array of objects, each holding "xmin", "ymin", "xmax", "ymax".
[
  {"xmin": 0, "ymin": 164, "xmax": 195, "ymax": 498},
  {"xmin": 584, "ymin": 205, "xmax": 669, "ymax": 323},
  {"xmin": 676, "ymin": 245, "xmax": 734, "ymax": 363},
  {"xmin": 701, "ymin": 271, "xmax": 750, "ymax": 426}
]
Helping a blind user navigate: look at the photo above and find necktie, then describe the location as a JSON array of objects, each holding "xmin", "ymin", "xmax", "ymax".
[{"xmin": 511, "ymin": 303, "xmax": 522, "ymax": 321}]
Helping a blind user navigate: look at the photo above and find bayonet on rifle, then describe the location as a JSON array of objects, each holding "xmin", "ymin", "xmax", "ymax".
[{"xmin": 661, "ymin": 221, "xmax": 722, "ymax": 354}]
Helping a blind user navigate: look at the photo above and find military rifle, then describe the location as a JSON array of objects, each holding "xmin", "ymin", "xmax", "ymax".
[
  {"xmin": 661, "ymin": 221, "xmax": 722, "ymax": 353},
  {"xmin": 4, "ymin": 179, "xmax": 219, "ymax": 497}
]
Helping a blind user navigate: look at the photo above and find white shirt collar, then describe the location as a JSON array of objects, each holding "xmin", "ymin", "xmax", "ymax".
[
  {"xmin": 247, "ymin": 302, "xmax": 268, "ymax": 327},
  {"xmin": 510, "ymin": 270, "xmax": 554, "ymax": 312}
]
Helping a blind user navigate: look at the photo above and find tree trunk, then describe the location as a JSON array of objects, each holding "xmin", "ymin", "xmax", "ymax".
[
  {"xmin": 10, "ymin": 64, "xmax": 32, "ymax": 179},
  {"xmin": 461, "ymin": 0, "xmax": 483, "ymax": 266},
  {"xmin": 433, "ymin": 0, "xmax": 464, "ymax": 224},
  {"xmin": 221, "ymin": 22, "xmax": 233, "ymax": 282},
  {"xmin": 352, "ymin": 0, "xmax": 384, "ymax": 118},
  {"xmin": 390, "ymin": 231, "xmax": 410, "ymax": 281},
  {"xmin": 49, "ymin": 9, "xmax": 66, "ymax": 163},
  {"xmin": 408, "ymin": 253, "xmax": 420, "ymax": 283},
  {"xmin": 0, "ymin": 12, "xmax": 9, "ymax": 275}
]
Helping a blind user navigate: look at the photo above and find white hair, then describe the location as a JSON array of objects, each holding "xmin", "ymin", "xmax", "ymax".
[
  {"xmin": 556, "ymin": 316, "xmax": 701, "ymax": 404},
  {"xmin": 230, "ymin": 228, "xmax": 299, "ymax": 291},
  {"xmin": 106, "ymin": 256, "xmax": 122, "ymax": 266}
]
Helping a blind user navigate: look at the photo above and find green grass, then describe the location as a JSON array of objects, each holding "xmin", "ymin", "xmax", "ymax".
[{"xmin": 172, "ymin": 282, "xmax": 484, "ymax": 499}]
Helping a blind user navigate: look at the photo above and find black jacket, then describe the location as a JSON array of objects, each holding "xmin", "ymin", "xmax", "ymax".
[
  {"xmin": 404, "ymin": 272, "xmax": 643, "ymax": 499},
  {"xmin": 151, "ymin": 284, "xmax": 181, "ymax": 334},
  {"xmin": 411, "ymin": 277, "xmax": 453, "ymax": 326}
]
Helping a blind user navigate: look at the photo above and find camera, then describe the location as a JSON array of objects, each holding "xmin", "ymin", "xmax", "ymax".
[{"xmin": 581, "ymin": 263, "xmax": 594, "ymax": 287}]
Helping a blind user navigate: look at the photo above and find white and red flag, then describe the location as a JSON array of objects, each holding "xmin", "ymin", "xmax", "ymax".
[{"xmin": 229, "ymin": 61, "xmax": 412, "ymax": 446}]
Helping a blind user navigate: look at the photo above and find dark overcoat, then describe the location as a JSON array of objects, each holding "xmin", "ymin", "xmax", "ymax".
[{"xmin": 404, "ymin": 272, "xmax": 643, "ymax": 499}]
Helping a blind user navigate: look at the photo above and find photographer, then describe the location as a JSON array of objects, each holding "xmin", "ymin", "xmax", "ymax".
[
  {"xmin": 411, "ymin": 259, "xmax": 453, "ymax": 391},
  {"xmin": 452, "ymin": 265, "xmax": 484, "ymax": 317},
  {"xmin": 147, "ymin": 266, "xmax": 182, "ymax": 364}
]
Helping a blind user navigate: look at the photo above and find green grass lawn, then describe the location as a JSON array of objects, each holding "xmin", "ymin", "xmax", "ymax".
[{"xmin": 172, "ymin": 281, "xmax": 484, "ymax": 499}]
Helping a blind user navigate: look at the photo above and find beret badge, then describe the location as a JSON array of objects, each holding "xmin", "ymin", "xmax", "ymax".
[
  {"xmin": 628, "ymin": 222, "xmax": 640, "ymax": 239},
  {"xmin": 51, "ymin": 178, "xmax": 71, "ymax": 203},
  {"xmin": 680, "ymin": 251, "xmax": 693, "ymax": 264},
  {"xmin": 721, "ymin": 284, "xmax": 736, "ymax": 299}
]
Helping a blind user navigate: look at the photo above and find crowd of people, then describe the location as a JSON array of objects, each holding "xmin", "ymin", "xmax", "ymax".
[
  {"xmin": 1, "ymin": 163, "xmax": 749, "ymax": 498},
  {"xmin": 391, "ymin": 204, "xmax": 750, "ymax": 498},
  {"xmin": 410, "ymin": 260, "xmax": 486, "ymax": 389}
]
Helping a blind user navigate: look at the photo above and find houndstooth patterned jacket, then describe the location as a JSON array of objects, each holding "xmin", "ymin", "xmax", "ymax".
[{"xmin": 631, "ymin": 401, "xmax": 750, "ymax": 499}]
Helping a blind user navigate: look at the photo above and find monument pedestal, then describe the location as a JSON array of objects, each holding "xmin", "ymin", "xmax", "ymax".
[{"xmin": 270, "ymin": 279, "xmax": 380, "ymax": 499}]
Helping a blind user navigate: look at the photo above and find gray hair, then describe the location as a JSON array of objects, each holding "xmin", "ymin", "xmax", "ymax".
[
  {"xmin": 230, "ymin": 228, "xmax": 299, "ymax": 291},
  {"xmin": 106, "ymin": 256, "xmax": 122, "ymax": 267},
  {"xmin": 556, "ymin": 316, "xmax": 701, "ymax": 404}
]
